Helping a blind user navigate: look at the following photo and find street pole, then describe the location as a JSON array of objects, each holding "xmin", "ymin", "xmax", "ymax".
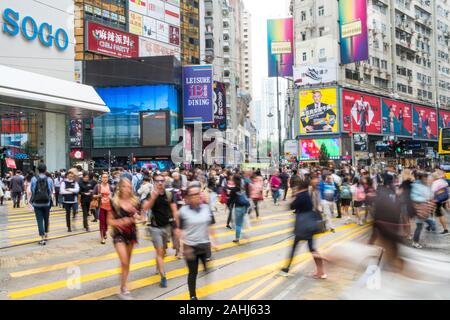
[
  {"xmin": 276, "ymin": 55, "xmax": 282, "ymax": 167},
  {"xmin": 351, "ymin": 117, "xmax": 355, "ymax": 167},
  {"xmin": 108, "ymin": 149, "xmax": 111, "ymax": 176}
]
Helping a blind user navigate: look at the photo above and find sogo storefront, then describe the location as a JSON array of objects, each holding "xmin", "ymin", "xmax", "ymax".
[{"xmin": 0, "ymin": 1, "xmax": 109, "ymax": 173}]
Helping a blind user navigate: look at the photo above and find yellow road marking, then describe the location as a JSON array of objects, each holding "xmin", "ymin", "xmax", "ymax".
[
  {"xmin": 7, "ymin": 212, "xmax": 67, "ymax": 222},
  {"xmin": 69, "ymin": 224, "xmax": 358, "ymax": 301},
  {"xmin": 170, "ymin": 225, "xmax": 371, "ymax": 300},
  {"xmin": 247, "ymin": 226, "xmax": 371, "ymax": 300},
  {"xmin": 9, "ymin": 215, "xmax": 297, "ymax": 278}
]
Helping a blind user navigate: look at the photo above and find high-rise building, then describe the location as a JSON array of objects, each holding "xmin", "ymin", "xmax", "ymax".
[
  {"xmin": 291, "ymin": 0, "xmax": 450, "ymax": 165},
  {"xmin": 242, "ymin": 9, "xmax": 253, "ymax": 95},
  {"xmin": 181, "ymin": 0, "xmax": 201, "ymax": 65}
]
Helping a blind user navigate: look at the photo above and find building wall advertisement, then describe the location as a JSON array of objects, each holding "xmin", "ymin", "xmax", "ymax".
[
  {"xmin": 267, "ymin": 18, "xmax": 294, "ymax": 77},
  {"xmin": 299, "ymin": 88, "xmax": 338, "ymax": 134},
  {"xmin": 342, "ymin": 90, "xmax": 381, "ymax": 134},
  {"xmin": 183, "ymin": 65, "xmax": 214, "ymax": 124},
  {"xmin": 413, "ymin": 105, "xmax": 438, "ymax": 140}
]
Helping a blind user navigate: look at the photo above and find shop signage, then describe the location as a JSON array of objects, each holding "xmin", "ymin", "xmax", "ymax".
[
  {"xmin": 5, "ymin": 158, "xmax": 16, "ymax": 169},
  {"xmin": 183, "ymin": 65, "xmax": 214, "ymax": 124},
  {"xmin": 1, "ymin": 7, "xmax": 69, "ymax": 51},
  {"xmin": 86, "ymin": 21, "xmax": 139, "ymax": 58}
]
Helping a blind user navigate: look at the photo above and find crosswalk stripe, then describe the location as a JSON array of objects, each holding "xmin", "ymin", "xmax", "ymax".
[
  {"xmin": 246, "ymin": 226, "xmax": 372, "ymax": 300},
  {"xmin": 8, "ymin": 215, "xmax": 336, "ymax": 277},
  {"xmin": 69, "ymin": 224, "xmax": 358, "ymax": 301},
  {"xmin": 168, "ymin": 225, "xmax": 371, "ymax": 300}
]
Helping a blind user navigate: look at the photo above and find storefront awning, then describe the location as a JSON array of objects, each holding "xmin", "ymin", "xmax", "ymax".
[{"xmin": 0, "ymin": 65, "xmax": 109, "ymax": 117}]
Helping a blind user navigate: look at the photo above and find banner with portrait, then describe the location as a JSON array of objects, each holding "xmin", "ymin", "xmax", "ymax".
[
  {"xmin": 299, "ymin": 88, "xmax": 338, "ymax": 134},
  {"xmin": 342, "ymin": 90, "xmax": 381, "ymax": 134},
  {"xmin": 439, "ymin": 110, "xmax": 450, "ymax": 129},
  {"xmin": 381, "ymin": 99, "xmax": 413, "ymax": 137},
  {"xmin": 413, "ymin": 105, "xmax": 438, "ymax": 140}
]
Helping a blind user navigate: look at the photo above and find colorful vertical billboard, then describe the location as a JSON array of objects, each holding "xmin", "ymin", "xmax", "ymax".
[
  {"xmin": 339, "ymin": 0, "xmax": 369, "ymax": 64},
  {"xmin": 204, "ymin": 82, "xmax": 227, "ymax": 130},
  {"xmin": 300, "ymin": 139, "xmax": 341, "ymax": 160},
  {"xmin": 342, "ymin": 90, "xmax": 381, "ymax": 134},
  {"xmin": 299, "ymin": 88, "xmax": 338, "ymax": 134},
  {"xmin": 439, "ymin": 110, "xmax": 450, "ymax": 128},
  {"xmin": 413, "ymin": 106, "xmax": 438, "ymax": 140},
  {"xmin": 183, "ymin": 65, "xmax": 214, "ymax": 124},
  {"xmin": 381, "ymin": 99, "xmax": 413, "ymax": 136},
  {"xmin": 267, "ymin": 18, "xmax": 294, "ymax": 77}
]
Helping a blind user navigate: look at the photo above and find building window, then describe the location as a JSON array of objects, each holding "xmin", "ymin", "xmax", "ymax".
[
  {"xmin": 302, "ymin": 52, "xmax": 307, "ymax": 61},
  {"xmin": 301, "ymin": 11, "xmax": 306, "ymax": 21},
  {"xmin": 318, "ymin": 6, "xmax": 324, "ymax": 16},
  {"xmin": 319, "ymin": 27, "xmax": 324, "ymax": 37}
]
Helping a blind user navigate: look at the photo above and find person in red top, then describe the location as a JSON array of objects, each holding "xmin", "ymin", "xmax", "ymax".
[
  {"xmin": 93, "ymin": 173, "xmax": 114, "ymax": 244},
  {"xmin": 270, "ymin": 171, "xmax": 282, "ymax": 206}
]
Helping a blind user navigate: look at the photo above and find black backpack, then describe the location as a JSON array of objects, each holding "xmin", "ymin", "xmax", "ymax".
[{"xmin": 32, "ymin": 177, "xmax": 50, "ymax": 204}]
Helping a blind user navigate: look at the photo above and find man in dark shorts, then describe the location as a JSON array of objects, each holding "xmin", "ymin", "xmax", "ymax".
[{"xmin": 142, "ymin": 174, "xmax": 179, "ymax": 288}]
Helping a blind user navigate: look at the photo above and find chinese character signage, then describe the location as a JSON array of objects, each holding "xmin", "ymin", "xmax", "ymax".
[
  {"xmin": 339, "ymin": 0, "xmax": 369, "ymax": 64},
  {"xmin": 413, "ymin": 105, "xmax": 438, "ymax": 140},
  {"xmin": 139, "ymin": 36, "xmax": 180, "ymax": 59},
  {"xmin": 86, "ymin": 21, "xmax": 139, "ymax": 58},
  {"xmin": 183, "ymin": 65, "xmax": 214, "ymax": 124},
  {"xmin": 299, "ymin": 88, "xmax": 338, "ymax": 134},
  {"xmin": 382, "ymin": 99, "xmax": 413, "ymax": 136},
  {"xmin": 267, "ymin": 18, "xmax": 294, "ymax": 77},
  {"xmin": 293, "ymin": 59, "xmax": 338, "ymax": 86},
  {"xmin": 129, "ymin": 11, "xmax": 143, "ymax": 35},
  {"xmin": 342, "ymin": 90, "xmax": 381, "ymax": 134},
  {"xmin": 204, "ymin": 82, "xmax": 227, "ymax": 130}
]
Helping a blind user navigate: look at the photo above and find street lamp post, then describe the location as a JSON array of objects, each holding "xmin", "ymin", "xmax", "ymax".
[{"xmin": 276, "ymin": 55, "xmax": 282, "ymax": 166}]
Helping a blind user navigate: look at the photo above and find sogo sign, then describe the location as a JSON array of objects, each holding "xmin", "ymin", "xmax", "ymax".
[{"xmin": 1, "ymin": 7, "xmax": 69, "ymax": 51}]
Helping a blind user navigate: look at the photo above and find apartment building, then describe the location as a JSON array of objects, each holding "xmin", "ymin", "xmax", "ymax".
[{"xmin": 292, "ymin": 0, "xmax": 450, "ymax": 108}]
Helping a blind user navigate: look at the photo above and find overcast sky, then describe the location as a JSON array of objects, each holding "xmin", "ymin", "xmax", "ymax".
[{"xmin": 243, "ymin": 0, "xmax": 290, "ymax": 100}]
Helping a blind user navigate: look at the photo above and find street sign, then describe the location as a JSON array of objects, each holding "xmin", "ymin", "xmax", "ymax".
[{"xmin": 271, "ymin": 41, "xmax": 292, "ymax": 54}]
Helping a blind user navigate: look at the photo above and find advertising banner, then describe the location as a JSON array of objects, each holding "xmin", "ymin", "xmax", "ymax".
[
  {"xmin": 381, "ymin": 99, "xmax": 413, "ymax": 136},
  {"xmin": 300, "ymin": 138, "xmax": 341, "ymax": 160},
  {"xmin": 342, "ymin": 90, "xmax": 381, "ymax": 134},
  {"xmin": 299, "ymin": 88, "xmax": 338, "ymax": 134},
  {"xmin": 183, "ymin": 65, "xmax": 214, "ymax": 124},
  {"xmin": 147, "ymin": 0, "xmax": 165, "ymax": 20},
  {"xmin": 129, "ymin": 0, "xmax": 147, "ymax": 15},
  {"xmin": 5, "ymin": 158, "xmax": 16, "ymax": 169},
  {"xmin": 165, "ymin": 3, "xmax": 181, "ymax": 27},
  {"xmin": 139, "ymin": 36, "xmax": 180, "ymax": 59},
  {"xmin": 354, "ymin": 133, "xmax": 368, "ymax": 152},
  {"xmin": 267, "ymin": 18, "xmax": 294, "ymax": 77},
  {"xmin": 143, "ymin": 15, "xmax": 158, "ymax": 40},
  {"xmin": 413, "ymin": 105, "xmax": 438, "ymax": 140},
  {"xmin": 284, "ymin": 140, "xmax": 299, "ymax": 157},
  {"xmin": 156, "ymin": 20, "xmax": 169, "ymax": 43},
  {"xmin": 339, "ymin": 0, "xmax": 369, "ymax": 64},
  {"xmin": 169, "ymin": 25, "xmax": 180, "ymax": 46},
  {"xmin": 129, "ymin": 11, "xmax": 143, "ymax": 35},
  {"xmin": 293, "ymin": 59, "xmax": 338, "ymax": 86},
  {"xmin": 86, "ymin": 22, "xmax": 139, "ymax": 58},
  {"xmin": 439, "ymin": 110, "xmax": 450, "ymax": 128},
  {"xmin": 69, "ymin": 119, "xmax": 83, "ymax": 148},
  {"xmin": 204, "ymin": 82, "xmax": 227, "ymax": 130}
]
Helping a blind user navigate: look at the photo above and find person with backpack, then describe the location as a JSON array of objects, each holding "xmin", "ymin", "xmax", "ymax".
[
  {"xmin": 411, "ymin": 172, "xmax": 436, "ymax": 249},
  {"xmin": 225, "ymin": 175, "xmax": 238, "ymax": 229},
  {"xmin": 207, "ymin": 170, "xmax": 219, "ymax": 213},
  {"xmin": 319, "ymin": 174, "xmax": 338, "ymax": 233},
  {"xmin": 398, "ymin": 169, "xmax": 415, "ymax": 240},
  {"xmin": 431, "ymin": 170, "xmax": 449, "ymax": 235},
  {"xmin": 270, "ymin": 171, "xmax": 282, "ymax": 206},
  {"xmin": 232, "ymin": 175, "xmax": 250, "ymax": 244},
  {"xmin": 60, "ymin": 170, "xmax": 80, "ymax": 233},
  {"xmin": 249, "ymin": 173, "xmax": 264, "ymax": 218},
  {"xmin": 340, "ymin": 176, "xmax": 353, "ymax": 224},
  {"xmin": 132, "ymin": 168, "xmax": 144, "ymax": 194},
  {"xmin": 93, "ymin": 173, "xmax": 114, "ymax": 244},
  {"xmin": 142, "ymin": 173, "xmax": 179, "ymax": 288},
  {"xmin": 30, "ymin": 163, "xmax": 54, "ymax": 245}
]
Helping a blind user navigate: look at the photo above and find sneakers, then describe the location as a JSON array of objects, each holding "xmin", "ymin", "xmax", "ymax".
[
  {"xmin": 67, "ymin": 228, "xmax": 72, "ymax": 232},
  {"xmin": 118, "ymin": 290, "xmax": 133, "ymax": 300},
  {"xmin": 232, "ymin": 239, "xmax": 240, "ymax": 244},
  {"xmin": 38, "ymin": 240, "xmax": 46, "ymax": 246},
  {"xmin": 226, "ymin": 225, "xmax": 233, "ymax": 230},
  {"xmin": 412, "ymin": 242, "xmax": 423, "ymax": 249},
  {"xmin": 160, "ymin": 276, "xmax": 168, "ymax": 288},
  {"xmin": 190, "ymin": 296, "xmax": 198, "ymax": 300},
  {"xmin": 279, "ymin": 268, "xmax": 290, "ymax": 277},
  {"xmin": 440, "ymin": 229, "xmax": 449, "ymax": 235}
]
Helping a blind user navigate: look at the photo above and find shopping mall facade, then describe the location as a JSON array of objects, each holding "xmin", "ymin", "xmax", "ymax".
[
  {"xmin": 0, "ymin": 1, "xmax": 109, "ymax": 174},
  {"xmin": 294, "ymin": 85, "xmax": 448, "ymax": 168}
]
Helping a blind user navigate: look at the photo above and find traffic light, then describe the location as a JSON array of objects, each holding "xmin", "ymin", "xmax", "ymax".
[{"xmin": 395, "ymin": 141, "xmax": 406, "ymax": 154}]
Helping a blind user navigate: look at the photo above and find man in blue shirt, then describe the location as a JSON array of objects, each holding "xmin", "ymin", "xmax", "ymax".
[
  {"xmin": 319, "ymin": 174, "xmax": 338, "ymax": 233},
  {"xmin": 30, "ymin": 163, "xmax": 54, "ymax": 246}
]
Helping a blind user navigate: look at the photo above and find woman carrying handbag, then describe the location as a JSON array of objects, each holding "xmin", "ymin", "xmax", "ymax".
[{"xmin": 280, "ymin": 178, "xmax": 327, "ymax": 279}]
